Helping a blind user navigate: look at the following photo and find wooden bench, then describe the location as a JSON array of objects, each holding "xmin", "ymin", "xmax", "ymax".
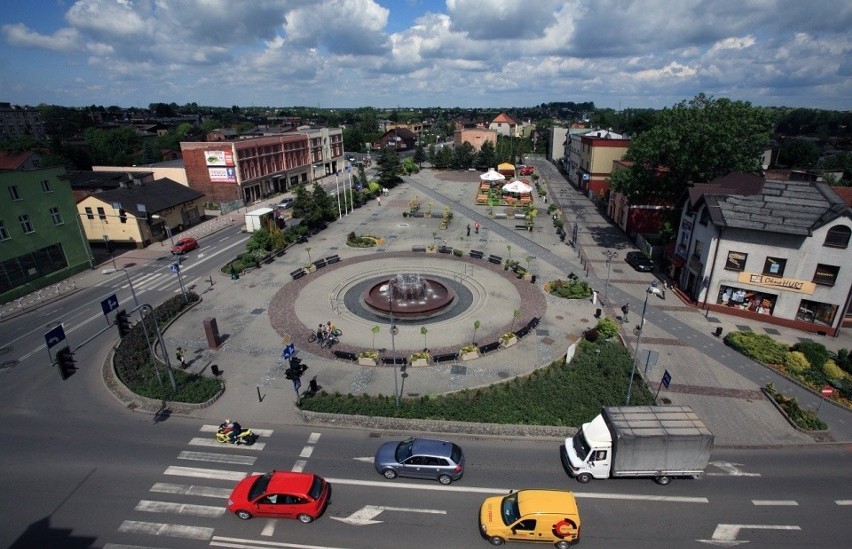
[
  {"xmin": 438, "ymin": 245, "xmax": 453, "ymax": 254},
  {"xmin": 290, "ymin": 268, "xmax": 306, "ymax": 280},
  {"xmin": 325, "ymin": 254, "xmax": 340, "ymax": 264},
  {"xmin": 412, "ymin": 245, "xmax": 426, "ymax": 252},
  {"xmin": 469, "ymin": 249, "xmax": 484, "ymax": 259},
  {"xmin": 478, "ymin": 341, "xmax": 500, "ymax": 354},
  {"xmin": 433, "ymin": 352, "xmax": 459, "ymax": 363},
  {"xmin": 488, "ymin": 254, "xmax": 502, "ymax": 264},
  {"xmin": 313, "ymin": 258, "xmax": 327, "ymax": 269}
]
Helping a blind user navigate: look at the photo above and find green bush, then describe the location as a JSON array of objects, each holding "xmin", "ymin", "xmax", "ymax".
[
  {"xmin": 724, "ymin": 331, "xmax": 787, "ymax": 365},
  {"xmin": 546, "ymin": 278, "xmax": 593, "ymax": 299},
  {"xmin": 595, "ymin": 317, "xmax": 619, "ymax": 339},
  {"xmin": 792, "ymin": 341, "xmax": 830, "ymax": 370},
  {"xmin": 763, "ymin": 383, "xmax": 827, "ymax": 431},
  {"xmin": 783, "ymin": 351, "xmax": 810, "ymax": 373},
  {"xmin": 823, "ymin": 359, "xmax": 847, "ymax": 380},
  {"xmin": 836, "ymin": 349, "xmax": 852, "ymax": 375}
]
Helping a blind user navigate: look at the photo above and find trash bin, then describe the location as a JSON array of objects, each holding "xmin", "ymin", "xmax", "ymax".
[{"xmin": 230, "ymin": 265, "xmax": 239, "ymax": 280}]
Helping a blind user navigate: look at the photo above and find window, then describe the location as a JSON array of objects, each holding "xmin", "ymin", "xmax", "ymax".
[
  {"xmin": 763, "ymin": 257, "xmax": 786, "ymax": 277},
  {"xmin": 692, "ymin": 240, "xmax": 704, "ymax": 259},
  {"xmin": 823, "ymin": 225, "xmax": 851, "ymax": 248},
  {"xmin": 813, "ymin": 264, "xmax": 839, "ymax": 286},
  {"xmin": 49, "ymin": 207, "xmax": 63, "ymax": 226},
  {"xmin": 19, "ymin": 214, "xmax": 34, "ymax": 234},
  {"xmin": 0, "ymin": 220, "xmax": 9, "ymax": 240},
  {"xmin": 8, "ymin": 185, "xmax": 21, "ymax": 200},
  {"xmin": 97, "ymin": 207, "xmax": 107, "ymax": 221},
  {"xmin": 41, "ymin": 180, "xmax": 52, "ymax": 192},
  {"xmin": 85, "ymin": 207, "xmax": 94, "ymax": 220},
  {"xmin": 725, "ymin": 251, "xmax": 747, "ymax": 271},
  {"xmin": 699, "ymin": 206, "xmax": 709, "ymax": 225}
]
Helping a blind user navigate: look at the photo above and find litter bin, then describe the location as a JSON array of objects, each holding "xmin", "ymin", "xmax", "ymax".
[{"xmin": 230, "ymin": 265, "xmax": 239, "ymax": 280}]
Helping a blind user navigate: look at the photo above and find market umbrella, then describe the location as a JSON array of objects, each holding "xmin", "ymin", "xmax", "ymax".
[
  {"xmin": 480, "ymin": 168, "xmax": 505, "ymax": 182},
  {"xmin": 502, "ymin": 180, "xmax": 533, "ymax": 194}
]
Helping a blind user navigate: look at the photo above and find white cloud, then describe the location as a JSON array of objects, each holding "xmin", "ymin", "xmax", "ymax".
[{"xmin": 2, "ymin": 23, "xmax": 82, "ymax": 52}]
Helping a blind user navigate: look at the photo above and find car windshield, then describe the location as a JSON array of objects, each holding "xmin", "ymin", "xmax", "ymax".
[
  {"xmin": 500, "ymin": 493, "xmax": 520, "ymax": 526},
  {"xmin": 248, "ymin": 473, "xmax": 273, "ymax": 501},
  {"xmin": 572, "ymin": 430, "xmax": 591, "ymax": 460},
  {"xmin": 395, "ymin": 439, "xmax": 415, "ymax": 462},
  {"xmin": 450, "ymin": 444, "xmax": 463, "ymax": 464},
  {"xmin": 308, "ymin": 475, "xmax": 324, "ymax": 500}
]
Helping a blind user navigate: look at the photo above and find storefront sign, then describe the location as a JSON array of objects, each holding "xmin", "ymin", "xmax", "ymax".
[
  {"xmin": 205, "ymin": 150, "xmax": 235, "ymax": 166},
  {"xmin": 738, "ymin": 272, "xmax": 815, "ymax": 294},
  {"xmin": 209, "ymin": 167, "xmax": 237, "ymax": 183}
]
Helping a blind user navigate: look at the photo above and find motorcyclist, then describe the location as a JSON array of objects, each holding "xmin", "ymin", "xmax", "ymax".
[{"xmin": 221, "ymin": 418, "xmax": 242, "ymax": 444}]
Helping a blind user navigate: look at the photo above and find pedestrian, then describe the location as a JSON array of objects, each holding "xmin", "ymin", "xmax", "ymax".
[
  {"xmin": 377, "ymin": 195, "xmax": 382, "ymax": 206},
  {"xmin": 467, "ymin": 224, "xmax": 471, "ymax": 236},
  {"xmin": 475, "ymin": 222, "xmax": 480, "ymax": 234},
  {"xmin": 176, "ymin": 347, "xmax": 186, "ymax": 368},
  {"xmin": 544, "ymin": 195, "xmax": 548, "ymax": 204}
]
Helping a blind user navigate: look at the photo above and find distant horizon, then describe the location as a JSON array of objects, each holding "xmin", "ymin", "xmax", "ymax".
[{"xmin": 2, "ymin": 1, "xmax": 849, "ymax": 111}]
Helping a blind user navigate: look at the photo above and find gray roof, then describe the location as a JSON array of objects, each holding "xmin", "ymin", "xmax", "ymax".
[
  {"xmin": 705, "ymin": 179, "xmax": 851, "ymax": 236},
  {"xmin": 86, "ymin": 178, "xmax": 204, "ymax": 217}
]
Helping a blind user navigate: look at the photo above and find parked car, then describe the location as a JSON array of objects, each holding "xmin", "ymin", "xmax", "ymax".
[
  {"xmin": 625, "ymin": 251, "xmax": 654, "ymax": 272},
  {"xmin": 171, "ymin": 237, "xmax": 198, "ymax": 255},
  {"xmin": 227, "ymin": 471, "xmax": 331, "ymax": 522},
  {"xmin": 276, "ymin": 197, "xmax": 294, "ymax": 210},
  {"xmin": 374, "ymin": 437, "xmax": 464, "ymax": 485},
  {"xmin": 479, "ymin": 489, "xmax": 581, "ymax": 547},
  {"xmin": 519, "ymin": 165, "xmax": 535, "ymax": 176}
]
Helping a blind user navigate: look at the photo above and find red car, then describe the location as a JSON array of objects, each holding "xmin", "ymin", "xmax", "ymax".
[
  {"xmin": 227, "ymin": 471, "xmax": 331, "ymax": 522},
  {"xmin": 171, "ymin": 237, "xmax": 198, "ymax": 255},
  {"xmin": 519, "ymin": 166, "xmax": 535, "ymax": 176}
]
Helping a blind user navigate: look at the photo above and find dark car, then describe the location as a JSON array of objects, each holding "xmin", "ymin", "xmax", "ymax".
[
  {"xmin": 625, "ymin": 251, "xmax": 654, "ymax": 272},
  {"xmin": 171, "ymin": 237, "xmax": 198, "ymax": 255},
  {"xmin": 374, "ymin": 437, "xmax": 464, "ymax": 485}
]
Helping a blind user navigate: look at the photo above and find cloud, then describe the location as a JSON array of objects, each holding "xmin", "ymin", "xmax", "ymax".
[{"xmin": 2, "ymin": 23, "xmax": 82, "ymax": 52}]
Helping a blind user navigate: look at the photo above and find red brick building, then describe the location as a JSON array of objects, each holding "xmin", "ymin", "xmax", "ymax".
[{"xmin": 180, "ymin": 135, "xmax": 311, "ymax": 208}]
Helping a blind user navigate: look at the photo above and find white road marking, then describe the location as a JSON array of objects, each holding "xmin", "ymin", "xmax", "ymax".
[
  {"xmin": 292, "ymin": 460, "xmax": 307, "ymax": 473},
  {"xmin": 164, "ymin": 465, "xmax": 247, "ymax": 481},
  {"xmin": 199, "ymin": 425, "xmax": 275, "ymax": 437},
  {"xmin": 211, "ymin": 535, "xmax": 350, "ymax": 548},
  {"xmin": 118, "ymin": 520, "xmax": 214, "ymax": 540},
  {"xmin": 353, "ymin": 457, "xmax": 375, "ymax": 463},
  {"xmin": 104, "ymin": 544, "xmax": 174, "ymax": 549},
  {"xmin": 836, "ymin": 500, "xmax": 852, "ymax": 505},
  {"xmin": 752, "ymin": 500, "xmax": 798, "ymax": 506},
  {"xmin": 135, "ymin": 500, "xmax": 226, "ymax": 517},
  {"xmin": 697, "ymin": 523, "xmax": 801, "ymax": 545},
  {"xmin": 149, "ymin": 482, "xmax": 231, "ymax": 499},
  {"xmin": 331, "ymin": 504, "xmax": 445, "ymax": 526},
  {"xmin": 261, "ymin": 519, "xmax": 276, "ymax": 537},
  {"xmin": 177, "ymin": 451, "xmax": 256, "ymax": 466},
  {"xmin": 706, "ymin": 461, "xmax": 761, "ymax": 477},
  {"xmin": 189, "ymin": 438, "xmax": 266, "ymax": 450},
  {"xmin": 307, "ymin": 432, "xmax": 321, "ymax": 444},
  {"xmin": 299, "ymin": 446, "xmax": 314, "ymax": 459}
]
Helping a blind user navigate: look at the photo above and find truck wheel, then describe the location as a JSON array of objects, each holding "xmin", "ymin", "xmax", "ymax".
[
  {"xmin": 556, "ymin": 542, "xmax": 572, "ymax": 549},
  {"xmin": 576, "ymin": 473, "xmax": 592, "ymax": 484},
  {"xmin": 488, "ymin": 536, "xmax": 505, "ymax": 545},
  {"xmin": 654, "ymin": 475, "xmax": 672, "ymax": 485}
]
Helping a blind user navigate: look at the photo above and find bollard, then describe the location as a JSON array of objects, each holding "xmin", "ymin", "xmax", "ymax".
[{"xmin": 595, "ymin": 308, "xmax": 602, "ymax": 318}]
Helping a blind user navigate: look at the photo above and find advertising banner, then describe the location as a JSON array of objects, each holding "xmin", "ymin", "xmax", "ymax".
[
  {"xmin": 205, "ymin": 150, "xmax": 234, "ymax": 166},
  {"xmin": 209, "ymin": 167, "xmax": 237, "ymax": 183}
]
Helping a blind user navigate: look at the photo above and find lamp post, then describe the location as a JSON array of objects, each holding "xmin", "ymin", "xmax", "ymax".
[
  {"xmin": 603, "ymin": 250, "xmax": 617, "ymax": 304},
  {"xmin": 625, "ymin": 281, "xmax": 659, "ymax": 405},
  {"xmin": 387, "ymin": 284, "xmax": 400, "ymax": 409},
  {"xmin": 151, "ymin": 215, "xmax": 174, "ymax": 248}
]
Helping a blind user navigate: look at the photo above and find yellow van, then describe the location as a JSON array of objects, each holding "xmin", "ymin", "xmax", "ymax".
[{"xmin": 479, "ymin": 489, "xmax": 581, "ymax": 547}]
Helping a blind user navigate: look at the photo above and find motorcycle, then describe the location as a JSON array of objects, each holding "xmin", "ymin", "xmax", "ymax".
[{"xmin": 216, "ymin": 423, "xmax": 257, "ymax": 445}]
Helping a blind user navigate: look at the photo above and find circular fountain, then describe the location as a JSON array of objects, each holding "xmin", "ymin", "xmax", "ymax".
[{"xmin": 362, "ymin": 273, "xmax": 456, "ymax": 319}]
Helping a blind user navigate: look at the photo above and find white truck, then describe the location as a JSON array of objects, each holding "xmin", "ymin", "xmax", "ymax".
[
  {"xmin": 244, "ymin": 207, "xmax": 274, "ymax": 233},
  {"xmin": 560, "ymin": 406, "xmax": 714, "ymax": 485}
]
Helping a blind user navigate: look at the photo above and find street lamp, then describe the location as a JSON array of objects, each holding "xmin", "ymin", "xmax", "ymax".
[
  {"xmin": 387, "ymin": 283, "xmax": 400, "ymax": 409},
  {"xmin": 150, "ymin": 214, "xmax": 174, "ymax": 248},
  {"xmin": 625, "ymin": 281, "xmax": 660, "ymax": 405},
  {"xmin": 603, "ymin": 250, "xmax": 617, "ymax": 304}
]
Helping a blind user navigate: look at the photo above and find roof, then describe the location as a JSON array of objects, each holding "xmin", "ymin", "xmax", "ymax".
[
  {"xmin": 267, "ymin": 471, "xmax": 315, "ymax": 494},
  {"xmin": 704, "ymin": 179, "xmax": 851, "ymax": 236},
  {"xmin": 491, "ymin": 112, "xmax": 520, "ymax": 126},
  {"xmin": 832, "ymin": 186, "xmax": 852, "ymax": 207},
  {"xmin": 83, "ymin": 178, "xmax": 204, "ymax": 216},
  {"xmin": 516, "ymin": 490, "xmax": 579, "ymax": 516},
  {"xmin": 67, "ymin": 170, "xmax": 154, "ymax": 191},
  {"xmin": 0, "ymin": 150, "xmax": 40, "ymax": 170},
  {"xmin": 688, "ymin": 172, "xmax": 764, "ymax": 208}
]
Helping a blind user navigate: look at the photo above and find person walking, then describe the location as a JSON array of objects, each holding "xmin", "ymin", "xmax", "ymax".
[
  {"xmin": 176, "ymin": 346, "xmax": 186, "ymax": 368},
  {"xmin": 377, "ymin": 195, "xmax": 382, "ymax": 206},
  {"xmin": 474, "ymin": 222, "xmax": 480, "ymax": 234},
  {"xmin": 467, "ymin": 224, "xmax": 471, "ymax": 236}
]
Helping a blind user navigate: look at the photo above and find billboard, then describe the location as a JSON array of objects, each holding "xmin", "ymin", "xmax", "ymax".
[
  {"xmin": 209, "ymin": 167, "xmax": 237, "ymax": 183},
  {"xmin": 205, "ymin": 150, "xmax": 235, "ymax": 166}
]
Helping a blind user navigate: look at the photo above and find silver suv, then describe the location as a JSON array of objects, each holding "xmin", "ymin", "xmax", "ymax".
[{"xmin": 374, "ymin": 437, "xmax": 465, "ymax": 485}]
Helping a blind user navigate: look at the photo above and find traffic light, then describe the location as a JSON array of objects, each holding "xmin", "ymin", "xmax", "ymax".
[
  {"xmin": 116, "ymin": 309, "xmax": 132, "ymax": 338},
  {"xmin": 56, "ymin": 346, "xmax": 77, "ymax": 380}
]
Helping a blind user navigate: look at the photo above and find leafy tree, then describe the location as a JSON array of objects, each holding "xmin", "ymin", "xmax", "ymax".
[
  {"xmin": 452, "ymin": 141, "xmax": 476, "ymax": 169},
  {"xmin": 777, "ymin": 139, "xmax": 819, "ymax": 168},
  {"xmin": 311, "ymin": 183, "xmax": 338, "ymax": 224},
  {"xmin": 401, "ymin": 157, "xmax": 419, "ymax": 175},
  {"xmin": 819, "ymin": 151, "xmax": 852, "ymax": 183},
  {"xmin": 376, "ymin": 146, "xmax": 402, "ymax": 187},
  {"xmin": 433, "ymin": 146, "xmax": 453, "ymax": 169},
  {"xmin": 83, "ymin": 126, "xmax": 142, "ymax": 165},
  {"xmin": 475, "ymin": 140, "xmax": 498, "ymax": 171},
  {"xmin": 413, "ymin": 142, "xmax": 427, "ymax": 167},
  {"xmin": 427, "ymin": 143, "xmax": 437, "ymax": 165},
  {"xmin": 292, "ymin": 183, "xmax": 314, "ymax": 220},
  {"xmin": 609, "ymin": 94, "xmax": 774, "ymax": 200}
]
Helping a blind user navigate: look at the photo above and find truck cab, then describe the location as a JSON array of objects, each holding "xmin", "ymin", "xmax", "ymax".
[
  {"xmin": 479, "ymin": 489, "xmax": 581, "ymax": 548},
  {"xmin": 561, "ymin": 413, "xmax": 613, "ymax": 483}
]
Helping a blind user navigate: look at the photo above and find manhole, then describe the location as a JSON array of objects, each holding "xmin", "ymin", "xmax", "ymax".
[
  {"xmin": 555, "ymin": 315, "xmax": 564, "ymax": 320},
  {"xmin": 250, "ymin": 308, "xmax": 265, "ymax": 315},
  {"xmin": 497, "ymin": 371, "xmax": 510, "ymax": 379}
]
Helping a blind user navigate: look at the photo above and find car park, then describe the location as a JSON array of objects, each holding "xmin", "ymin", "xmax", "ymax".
[
  {"xmin": 170, "ymin": 237, "xmax": 198, "ymax": 255},
  {"xmin": 625, "ymin": 251, "xmax": 654, "ymax": 272},
  {"xmin": 227, "ymin": 471, "xmax": 330, "ymax": 522},
  {"xmin": 479, "ymin": 489, "xmax": 581, "ymax": 547},
  {"xmin": 374, "ymin": 437, "xmax": 464, "ymax": 484}
]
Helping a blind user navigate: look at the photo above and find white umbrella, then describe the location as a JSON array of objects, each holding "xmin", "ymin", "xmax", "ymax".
[
  {"xmin": 480, "ymin": 168, "xmax": 505, "ymax": 182},
  {"xmin": 502, "ymin": 180, "xmax": 533, "ymax": 193}
]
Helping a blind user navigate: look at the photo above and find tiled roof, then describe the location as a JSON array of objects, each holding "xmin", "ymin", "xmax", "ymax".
[
  {"xmin": 0, "ymin": 150, "xmax": 38, "ymax": 170},
  {"xmin": 492, "ymin": 112, "xmax": 519, "ymax": 125},
  {"xmin": 84, "ymin": 178, "xmax": 204, "ymax": 216}
]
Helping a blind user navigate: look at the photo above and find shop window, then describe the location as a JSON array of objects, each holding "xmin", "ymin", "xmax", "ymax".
[
  {"xmin": 763, "ymin": 257, "xmax": 786, "ymax": 277},
  {"xmin": 725, "ymin": 251, "xmax": 747, "ymax": 271},
  {"xmin": 813, "ymin": 264, "xmax": 839, "ymax": 286},
  {"xmin": 823, "ymin": 225, "xmax": 850, "ymax": 249},
  {"xmin": 797, "ymin": 299, "xmax": 837, "ymax": 325}
]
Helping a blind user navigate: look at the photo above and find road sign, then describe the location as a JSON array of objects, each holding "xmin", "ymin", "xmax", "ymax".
[
  {"xmin": 820, "ymin": 385, "xmax": 835, "ymax": 397},
  {"xmin": 661, "ymin": 370, "xmax": 672, "ymax": 388},
  {"xmin": 44, "ymin": 324, "xmax": 66, "ymax": 349},
  {"xmin": 170, "ymin": 263, "xmax": 180, "ymax": 273},
  {"xmin": 100, "ymin": 293, "xmax": 119, "ymax": 316}
]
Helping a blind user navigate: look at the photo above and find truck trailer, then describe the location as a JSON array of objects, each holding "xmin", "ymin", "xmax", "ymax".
[{"xmin": 560, "ymin": 406, "xmax": 714, "ymax": 485}]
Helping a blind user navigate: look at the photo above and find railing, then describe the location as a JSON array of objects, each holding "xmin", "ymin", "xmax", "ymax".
[{"xmin": 0, "ymin": 280, "xmax": 78, "ymax": 319}]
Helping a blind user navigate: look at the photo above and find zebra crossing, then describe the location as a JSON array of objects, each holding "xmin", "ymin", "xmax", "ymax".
[
  {"xmin": 104, "ymin": 424, "xmax": 275, "ymax": 548},
  {"xmin": 112, "ymin": 268, "xmax": 203, "ymax": 294}
]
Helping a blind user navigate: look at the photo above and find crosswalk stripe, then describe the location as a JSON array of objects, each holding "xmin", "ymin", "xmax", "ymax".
[
  {"xmin": 211, "ymin": 535, "xmax": 350, "ymax": 549},
  {"xmin": 135, "ymin": 500, "xmax": 226, "ymax": 517},
  {"xmin": 178, "ymin": 451, "xmax": 257, "ymax": 465},
  {"xmin": 307, "ymin": 432, "xmax": 321, "ymax": 444},
  {"xmin": 189, "ymin": 438, "xmax": 266, "ymax": 451},
  {"xmin": 292, "ymin": 460, "xmax": 307, "ymax": 473},
  {"xmin": 200, "ymin": 425, "xmax": 274, "ymax": 437},
  {"xmin": 118, "ymin": 520, "xmax": 213, "ymax": 540},
  {"xmin": 752, "ymin": 500, "xmax": 798, "ymax": 506},
  {"xmin": 299, "ymin": 446, "xmax": 314, "ymax": 459},
  {"xmin": 150, "ymin": 482, "xmax": 231, "ymax": 499},
  {"xmin": 164, "ymin": 465, "xmax": 247, "ymax": 481}
]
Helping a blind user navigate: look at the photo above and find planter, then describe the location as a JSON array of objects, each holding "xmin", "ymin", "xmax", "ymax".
[
  {"xmin": 500, "ymin": 336, "xmax": 518, "ymax": 348},
  {"xmin": 426, "ymin": 248, "xmax": 437, "ymax": 254},
  {"xmin": 522, "ymin": 273, "xmax": 533, "ymax": 282},
  {"xmin": 410, "ymin": 358, "xmax": 429, "ymax": 367},
  {"xmin": 461, "ymin": 351, "xmax": 480, "ymax": 361},
  {"xmin": 358, "ymin": 357, "xmax": 377, "ymax": 366},
  {"xmin": 303, "ymin": 265, "xmax": 316, "ymax": 275}
]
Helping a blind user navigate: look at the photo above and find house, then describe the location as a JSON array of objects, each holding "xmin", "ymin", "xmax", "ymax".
[
  {"xmin": 76, "ymin": 177, "xmax": 205, "ymax": 248},
  {"xmin": 0, "ymin": 167, "xmax": 94, "ymax": 301},
  {"xmin": 0, "ymin": 102, "xmax": 48, "ymax": 143},
  {"xmin": 377, "ymin": 128, "xmax": 417, "ymax": 151},
  {"xmin": 0, "ymin": 150, "xmax": 44, "ymax": 171},
  {"xmin": 576, "ymin": 130, "xmax": 629, "ymax": 199},
  {"xmin": 454, "ymin": 128, "xmax": 497, "ymax": 152},
  {"xmin": 672, "ymin": 173, "xmax": 852, "ymax": 336},
  {"xmin": 489, "ymin": 113, "xmax": 521, "ymax": 138}
]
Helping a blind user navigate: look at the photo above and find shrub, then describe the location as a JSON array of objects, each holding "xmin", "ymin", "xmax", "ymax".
[
  {"xmin": 452, "ymin": 248, "xmax": 463, "ymax": 257},
  {"xmin": 836, "ymin": 349, "xmax": 852, "ymax": 375},
  {"xmin": 545, "ymin": 278, "xmax": 593, "ymax": 299},
  {"xmin": 823, "ymin": 359, "xmax": 847, "ymax": 380},
  {"xmin": 724, "ymin": 331, "xmax": 787, "ymax": 365},
  {"xmin": 595, "ymin": 317, "xmax": 619, "ymax": 339},
  {"xmin": 763, "ymin": 383, "xmax": 828, "ymax": 431},
  {"xmin": 792, "ymin": 341, "xmax": 830, "ymax": 370},
  {"xmin": 783, "ymin": 351, "xmax": 810, "ymax": 373}
]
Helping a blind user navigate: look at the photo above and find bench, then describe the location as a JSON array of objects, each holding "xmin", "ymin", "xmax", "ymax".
[
  {"xmin": 469, "ymin": 249, "xmax": 484, "ymax": 259},
  {"xmin": 333, "ymin": 350, "xmax": 357, "ymax": 361},
  {"xmin": 515, "ymin": 225, "xmax": 528, "ymax": 230},
  {"xmin": 438, "ymin": 245, "xmax": 453, "ymax": 254},
  {"xmin": 325, "ymin": 254, "xmax": 340, "ymax": 264},
  {"xmin": 313, "ymin": 259, "xmax": 327, "ymax": 269},
  {"xmin": 478, "ymin": 341, "xmax": 500, "ymax": 354},
  {"xmin": 527, "ymin": 316, "xmax": 540, "ymax": 330},
  {"xmin": 494, "ymin": 213, "xmax": 507, "ymax": 219},
  {"xmin": 382, "ymin": 356, "xmax": 405, "ymax": 365},
  {"xmin": 488, "ymin": 255, "xmax": 502, "ymax": 264},
  {"xmin": 290, "ymin": 268, "xmax": 306, "ymax": 280},
  {"xmin": 516, "ymin": 325, "xmax": 530, "ymax": 339},
  {"xmin": 412, "ymin": 245, "xmax": 426, "ymax": 252},
  {"xmin": 433, "ymin": 352, "xmax": 459, "ymax": 363}
]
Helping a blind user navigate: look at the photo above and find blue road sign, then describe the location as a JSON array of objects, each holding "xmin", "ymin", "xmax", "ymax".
[
  {"xmin": 661, "ymin": 370, "xmax": 672, "ymax": 389},
  {"xmin": 100, "ymin": 293, "xmax": 119, "ymax": 316},
  {"xmin": 44, "ymin": 324, "xmax": 66, "ymax": 349},
  {"xmin": 170, "ymin": 263, "xmax": 180, "ymax": 273}
]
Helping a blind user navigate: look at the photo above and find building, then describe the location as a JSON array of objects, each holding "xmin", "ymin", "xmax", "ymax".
[
  {"xmin": 576, "ymin": 130, "xmax": 629, "ymax": 199},
  {"xmin": 180, "ymin": 135, "xmax": 311, "ymax": 210},
  {"xmin": 92, "ymin": 159, "xmax": 189, "ymax": 186},
  {"xmin": 377, "ymin": 128, "xmax": 417, "ymax": 151},
  {"xmin": 561, "ymin": 127, "xmax": 594, "ymax": 187},
  {"xmin": 0, "ymin": 167, "xmax": 93, "ymax": 302},
  {"xmin": 548, "ymin": 127, "xmax": 569, "ymax": 162},
  {"xmin": 0, "ymin": 102, "xmax": 48, "ymax": 143},
  {"xmin": 454, "ymin": 128, "xmax": 497, "ymax": 152},
  {"xmin": 299, "ymin": 127, "xmax": 344, "ymax": 180},
  {"xmin": 673, "ymin": 174, "xmax": 852, "ymax": 336},
  {"xmin": 607, "ymin": 160, "xmax": 675, "ymax": 239},
  {"xmin": 489, "ymin": 113, "xmax": 521, "ymax": 138},
  {"xmin": 76, "ymin": 175, "xmax": 205, "ymax": 248}
]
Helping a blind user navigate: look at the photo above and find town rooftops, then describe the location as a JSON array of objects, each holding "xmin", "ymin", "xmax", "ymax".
[{"xmin": 83, "ymin": 177, "xmax": 204, "ymax": 216}]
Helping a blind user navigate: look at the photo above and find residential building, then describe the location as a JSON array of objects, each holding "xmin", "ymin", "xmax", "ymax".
[
  {"xmin": 180, "ymin": 135, "xmax": 311, "ymax": 210},
  {"xmin": 0, "ymin": 102, "xmax": 48, "ymax": 143},
  {"xmin": 548, "ymin": 127, "xmax": 568, "ymax": 162},
  {"xmin": 298, "ymin": 127, "xmax": 344, "ymax": 180},
  {"xmin": 576, "ymin": 130, "xmax": 629, "ymax": 198},
  {"xmin": 561, "ymin": 127, "xmax": 594, "ymax": 187},
  {"xmin": 377, "ymin": 128, "xmax": 417, "ymax": 151},
  {"xmin": 92, "ymin": 160, "xmax": 189, "ymax": 186},
  {"xmin": 489, "ymin": 113, "xmax": 521, "ymax": 138},
  {"xmin": 0, "ymin": 167, "xmax": 93, "ymax": 301},
  {"xmin": 76, "ymin": 176, "xmax": 205, "ymax": 248},
  {"xmin": 673, "ymin": 174, "xmax": 852, "ymax": 336},
  {"xmin": 454, "ymin": 128, "xmax": 497, "ymax": 152}
]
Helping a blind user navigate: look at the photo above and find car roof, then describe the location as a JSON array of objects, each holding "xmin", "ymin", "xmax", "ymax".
[
  {"xmin": 410, "ymin": 438, "xmax": 455, "ymax": 457},
  {"xmin": 266, "ymin": 471, "xmax": 315, "ymax": 494},
  {"xmin": 516, "ymin": 489, "xmax": 579, "ymax": 515}
]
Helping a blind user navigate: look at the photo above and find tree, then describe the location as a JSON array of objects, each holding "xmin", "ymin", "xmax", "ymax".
[
  {"xmin": 413, "ymin": 142, "xmax": 427, "ymax": 168},
  {"xmin": 609, "ymin": 94, "xmax": 774, "ymax": 200},
  {"xmin": 376, "ymin": 146, "xmax": 402, "ymax": 187},
  {"xmin": 475, "ymin": 140, "xmax": 497, "ymax": 171},
  {"xmin": 777, "ymin": 138, "xmax": 819, "ymax": 168},
  {"xmin": 819, "ymin": 152, "xmax": 852, "ymax": 183},
  {"xmin": 452, "ymin": 142, "xmax": 475, "ymax": 169}
]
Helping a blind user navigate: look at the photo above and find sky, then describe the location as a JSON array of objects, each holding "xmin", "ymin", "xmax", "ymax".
[{"xmin": 1, "ymin": 0, "xmax": 850, "ymax": 111}]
